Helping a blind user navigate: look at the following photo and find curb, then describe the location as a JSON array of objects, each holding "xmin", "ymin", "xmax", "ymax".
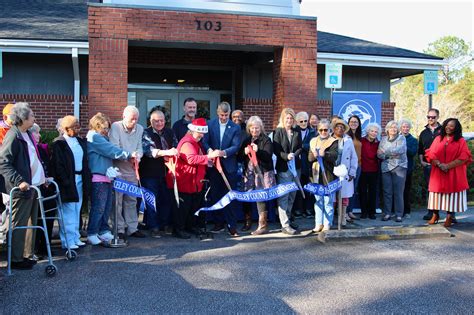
[{"xmin": 320, "ymin": 225, "xmax": 452, "ymax": 241}]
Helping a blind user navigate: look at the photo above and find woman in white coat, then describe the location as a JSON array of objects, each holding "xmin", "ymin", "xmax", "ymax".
[{"xmin": 332, "ymin": 118, "xmax": 358, "ymax": 226}]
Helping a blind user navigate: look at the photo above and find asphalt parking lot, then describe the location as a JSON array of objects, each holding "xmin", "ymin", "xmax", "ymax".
[{"xmin": 1, "ymin": 209, "xmax": 473, "ymax": 314}]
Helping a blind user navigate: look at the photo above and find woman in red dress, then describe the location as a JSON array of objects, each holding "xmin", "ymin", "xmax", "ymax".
[{"xmin": 425, "ymin": 118, "xmax": 472, "ymax": 227}]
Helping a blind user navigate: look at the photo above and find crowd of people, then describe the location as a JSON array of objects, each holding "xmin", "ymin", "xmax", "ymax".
[{"xmin": 0, "ymin": 101, "xmax": 471, "ymax": 271}]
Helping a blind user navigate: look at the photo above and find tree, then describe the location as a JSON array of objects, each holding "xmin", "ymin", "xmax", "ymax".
[{"xmin": 424, "ymin": 36, "xmax": 472, "ymax": 83}]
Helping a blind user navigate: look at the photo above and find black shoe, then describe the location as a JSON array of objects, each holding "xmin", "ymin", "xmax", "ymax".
[
  {"xmin": 228, "ymin": 228, "xmax": 239, "ymax": 237},
  {"xmin": 360, "ymin": 214, "xmax": 368, "ymax": 219},
  {"xmin": 423, "ymin": 212, "xmax": 433, "ymax": 220},
  {"xmin": 117, "ymin": 233, "xmax": 127, "ymax": 240},
  {"xmin": 11, "ymin": 260, "xmax": 34, "ymax": 270},
  {"xmin": 289, "ymin": 222, "xmax": 299, "ymax": 230},
  {"xmin": 25, "ymin": 258, "xmax": 37, "ymax": 265},
  {"xmin": 369, "ymin": 214, "xmax": 377, "ymax": 220},
  {"xmin": 174, "ymin": 230, "xmax": 191, "ymax": 239},
  {"xmin": 451, "ymin": 216, "xmax": 458, "ymax": 224},
  {"xmin": 293, "ymin": 211, "xmax": 303, "ymax": 219},
  {"xmin": 381, "ymin": 214, "xmax": 391, "ymax": 221},
  {"xmin": 211, "ymin": 223, "xmax": 225, "ymax": 233},
  {"xmin": 137, "ymin": 223, "xmax": 148, "ymax": 230},
  {"xmin": 129, "ymin": 231, "xmax": 146, "ymax": 238}
]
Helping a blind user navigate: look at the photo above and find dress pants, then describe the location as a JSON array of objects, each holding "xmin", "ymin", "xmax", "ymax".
[
  {"xmin": 208, "ymin": 168, "xmax": 237, "ymax": 229},
  {"xmin": 6, "ymin": 191, "xmax": 39, "ymax": 262},
  {"xmin": 277, "ymin": 170, "xmax": 297, "ymax": 228},
  {"xmin": 113, "ymin": 174, "xmax": 139, "ymax": 235},
  {"xmin": 174, "ymin": 191, "xmax": 204, "ymax": 232},
  {"xmin": 358, "ymin": 171, "xmax": 378, "ymax": 217},
  {"xmin": 382, "ymin": 166, "xmax": 407, "ymax": 217},
  {"xmin": 141, "ymin": 177, "xmax": 172, "ymax": 230}
]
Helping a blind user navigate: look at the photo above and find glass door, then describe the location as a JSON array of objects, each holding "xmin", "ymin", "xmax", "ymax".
[{"xmin": 178, "ymin": 92, "xmax": 219, "ymax": 121}]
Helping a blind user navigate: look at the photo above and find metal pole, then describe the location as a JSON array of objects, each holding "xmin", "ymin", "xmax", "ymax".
[{"xmin": 428, "ymin": 94, "xmax": 433, "ymax": 110}]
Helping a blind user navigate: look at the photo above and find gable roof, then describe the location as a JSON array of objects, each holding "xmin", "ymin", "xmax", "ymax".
[
  {"xmin": 317, "ymin": 31, "xmax": 442, "ymax": 60},
  {"xmin": 0, "ymin": 0, "xmax": 442, "ymax": 61}
]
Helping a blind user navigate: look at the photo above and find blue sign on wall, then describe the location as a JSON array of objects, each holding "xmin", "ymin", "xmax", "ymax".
[{"xmin": 332, "ymin": 91, "xmax": 382, "ymax": 133}]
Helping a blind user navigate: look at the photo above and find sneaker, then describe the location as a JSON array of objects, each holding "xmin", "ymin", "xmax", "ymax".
[
  {"xmin": 151, "ymin": 228, "xmax": 162, "ymax": 239},
  {"xmin": 395, "ymin": 217, "xmax": 403, "ymax": 222},
  {"xmin": 381, "ymin": 215, "xmax": 391, "ymax": 221},
  {"xmin": 98, "ymin": 231, "xmax": 114, "ymax": 242},
  {"xmin": 281, "ymin": 226, "xmax": 297, "ymax": 235},
  {"xmin": 129, "ymin": 230, "xmax": 146, "ymax": 238},
  {"xmin": 76, "ymin": 240, "xmax": 86, "ymax": 247},
  {"xmin": 403, "ymin": 214, "xmax": 411, "ymax": 219},
  {"xmin": 87, "ymin": 234, "xmax": 103, "ymax": 245},
  {"xmin": 63, "ymin": 244, "xmax": 79, "ymax": 250}
]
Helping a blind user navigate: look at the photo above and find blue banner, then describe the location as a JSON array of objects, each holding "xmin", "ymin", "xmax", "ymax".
[
  {"xmin": 113, "ymin": 178, "xmax": 156, "ymax": 212},
  {"xmin": 304, "ymin": 179, "xmax": 342, "ymax": 196},
  {"xmin": 195, "ymin": 182, "xmax": 299, "ymax": 215},
  {"xmin": 332, "ymin": 91, "xmax": 382, "ymax": 133}
]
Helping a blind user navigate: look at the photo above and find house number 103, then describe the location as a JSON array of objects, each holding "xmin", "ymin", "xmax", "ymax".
[{"xmin": 195, "ymin": 20, "xmax": 222, "ymax": 31}]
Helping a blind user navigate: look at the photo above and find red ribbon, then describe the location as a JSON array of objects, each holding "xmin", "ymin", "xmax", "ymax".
[{"xmin": 247, "ymin": 145, "xmax": 258, "ymax": 167}]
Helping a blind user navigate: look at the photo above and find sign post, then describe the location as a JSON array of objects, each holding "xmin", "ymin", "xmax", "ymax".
[
  {"xmin": 424, "ymin": 70, "xmax": 438, "ymax": 110},
  {"xmin": 325, "ymin": 63, "xmax": 343, "ymax": 114}
]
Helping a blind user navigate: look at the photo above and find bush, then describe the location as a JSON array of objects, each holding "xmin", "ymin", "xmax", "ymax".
[{"xmin": 39, "ymin": 129, "xmax": 59, "ymax": 146}]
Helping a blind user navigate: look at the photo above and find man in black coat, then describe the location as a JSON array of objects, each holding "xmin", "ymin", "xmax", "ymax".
[{"xmin": 140, "ymin": 109, "xmax": 178, "ymax": 238}]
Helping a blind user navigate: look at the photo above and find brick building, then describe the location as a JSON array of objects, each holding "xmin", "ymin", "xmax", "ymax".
[{"xmin": 0, "ymin": 0, "xmax": 444, "ymax": 130}]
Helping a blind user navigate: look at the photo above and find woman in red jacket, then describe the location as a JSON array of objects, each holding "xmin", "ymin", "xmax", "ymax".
[
  {"xmin": 426, "ymin": 118, "xmax": 472, "ymax": 227},
  {"xmin": 172, "ymin": 118, "xmax": 220, "ymax": 239}
]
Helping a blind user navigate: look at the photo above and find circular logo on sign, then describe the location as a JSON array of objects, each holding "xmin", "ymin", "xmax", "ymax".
[{"xmin": 338, "ymin": 99, "xmax": 377, "ymax": 132}]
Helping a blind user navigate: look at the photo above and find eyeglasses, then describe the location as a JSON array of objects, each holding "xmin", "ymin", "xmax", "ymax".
[
  {"xmin": 318, "ymin": 129, "xmax": 329, "ymax": 132},
  {"xmin": 299, "ymin": 120, "xmax": 308, "ymax": 123},
  {"xmin": 427, "ymin": 116, "xmax": 437, "ymax": 119}
]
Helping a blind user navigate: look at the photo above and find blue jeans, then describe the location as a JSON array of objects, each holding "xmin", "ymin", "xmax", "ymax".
[
  {"xmin": 59, "ymin": 174, "xmax": 83, "ymax": 247},
  {"xmin": 314, "ymin": 194, "xmax": 334, "ymax": 227},
  {"xmin": 87, "ymin": 182, "xmax": 112, "ymax": 235},
  {"xmin": 141, "ymin": 177, "xmax": 172, "ymax": 230}
]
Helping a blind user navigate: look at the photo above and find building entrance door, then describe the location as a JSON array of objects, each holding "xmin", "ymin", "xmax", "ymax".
[{"xmin": 130, "ymin": 88, "xmax": 223, "ymax": 127}]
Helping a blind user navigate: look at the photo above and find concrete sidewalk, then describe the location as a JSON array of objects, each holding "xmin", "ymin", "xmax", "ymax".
[{"xmin": 246, "ymin": 207, "xmax": 474, "ymax": 242}]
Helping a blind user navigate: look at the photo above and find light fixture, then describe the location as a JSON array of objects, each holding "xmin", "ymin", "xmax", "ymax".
[
  {"xmin": 177, "ymin": 79, "xmax": 185, "ymax": 83},
  {"xmin": 268, "ymin": 59, "xmax": 274, "ymax": 63},
  {"xmin": 162, "ymin": 78, "xmax": 167, "ymax": 82}
]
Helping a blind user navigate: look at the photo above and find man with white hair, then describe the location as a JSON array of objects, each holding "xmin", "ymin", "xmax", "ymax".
[{"xmin": 109, "ymin": 106, "xmax": 144, "ymax": 239}]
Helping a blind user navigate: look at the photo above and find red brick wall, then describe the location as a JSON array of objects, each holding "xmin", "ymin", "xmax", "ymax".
[
  {"xmin": 0, "ymin": 94, "xmax": 89, "ymax": 130},
  {"xmin": 242, "ymin": 98, "xmax": 273, "ymax": 130},
  {"xmin": 89, "ymin": 5, "xmax": 317, "ymax": 122}
]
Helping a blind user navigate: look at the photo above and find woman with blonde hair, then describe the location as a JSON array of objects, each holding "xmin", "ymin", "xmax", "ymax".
[
  {"xmin": 86, "ymin": 113, "xmax": 134, "ymax": 245},
  {"xmin": 273, "ymin": 108, "xmax": 302, "ymax": 235},
  {"xmin": 308, "ymin": 119, "xmax": 338, "ymax": 232}
]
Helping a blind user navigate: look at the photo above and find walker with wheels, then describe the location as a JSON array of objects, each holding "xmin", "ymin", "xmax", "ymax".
[{"xmin": 6, "ymin": 180, "xmax": 77, "ymax": 276}]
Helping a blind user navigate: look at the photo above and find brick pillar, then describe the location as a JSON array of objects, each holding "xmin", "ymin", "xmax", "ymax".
[
  {"xmin": 89, "ymin": 38, "xmax": 128, "ymax": 122},
  {"xmin": 273, "ymin": 46, "xmax": 317, "ymax": 128}
]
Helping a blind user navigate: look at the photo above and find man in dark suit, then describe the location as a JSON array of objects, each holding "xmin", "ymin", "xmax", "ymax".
[{"xmin": 203, "ymin": 102, "xmax": 241, "ymax": 236}]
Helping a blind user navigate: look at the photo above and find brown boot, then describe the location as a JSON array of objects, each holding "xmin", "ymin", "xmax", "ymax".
[
  {"xmin": 444, "ymin": 213, "xmax": 453, "ymax": 227},
  {"xmin": 251, "ymin": 211, "xmax": 268, "ymax": 235},
  {"xmin": 241, "ymin": 211, "xmax": 252, "ymax": 231},
  {"xmin": 428, "ymin": 210, "xmax": 439, "ymax": 225}
]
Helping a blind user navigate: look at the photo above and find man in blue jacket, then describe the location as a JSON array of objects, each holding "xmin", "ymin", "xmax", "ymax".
[{"xmin": 203, "ymin": 102, "xmax": 241, "ymax": 236}]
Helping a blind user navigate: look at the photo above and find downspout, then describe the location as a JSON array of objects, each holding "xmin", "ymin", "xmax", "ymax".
[{"xmin": 72, "ymin": 47, "xmax": 80, "ymax": 118}]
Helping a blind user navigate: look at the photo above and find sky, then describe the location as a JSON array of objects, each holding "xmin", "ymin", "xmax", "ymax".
[{"xmin": 300, "ymin": 0, "xmax": 473, "ymax": 54}]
